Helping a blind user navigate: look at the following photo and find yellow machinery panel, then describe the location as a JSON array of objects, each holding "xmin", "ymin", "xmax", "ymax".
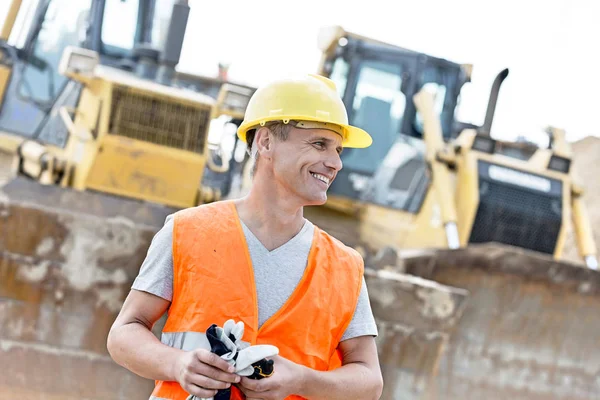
[
  {"xmin": 85, "ymin": 135, "xmax": 205, "ymax": 208},
  {"xmin": 107, "ymin": 84, "xmax": 212, "ymax": 154},
  {"xmin": 472, "ymin": 151, "xmax": 572, "ymax": 259},
  {"xmin": 454, "ymin": 152, "xmax": 484, "ymax": 246}
]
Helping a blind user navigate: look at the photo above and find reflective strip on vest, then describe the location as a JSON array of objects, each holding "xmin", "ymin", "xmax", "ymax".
[
  {"xmin": 149, "ymin": 396, "xmax": 171, "ymax": 400},
  {"xmin": 161, "ymin": 331, "xmax": 211, "ymax": 352}
]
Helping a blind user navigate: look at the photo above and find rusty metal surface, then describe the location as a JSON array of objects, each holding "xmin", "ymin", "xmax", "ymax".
[
  {"xmin": 0, "ymin": 337, "xmax": 151, "ymax": 399},
  {"xmin": 0, "ymin": 176, "xmax": 175, "ymax": 399},
  {"xmin": 366, "ymin": 270, "xmax": 469, "ymax": 400},
  {"xmin": 402, "ymin": 244, "xmax": 600, "ymax": 399}
]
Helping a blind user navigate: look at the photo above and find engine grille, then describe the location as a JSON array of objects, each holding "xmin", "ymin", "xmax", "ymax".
[
  {"xmin": 469, "ymin": 161, "xmax": 563, "ymax": 255},
  {"xmin": 108, "ymin": 85, "xmax": 211, "ymax": 154}
]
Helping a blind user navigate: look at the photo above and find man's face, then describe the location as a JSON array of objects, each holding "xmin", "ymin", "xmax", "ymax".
[{"xmin": 270, "ymin": 127, "xmax": 343, "ymax": 206}]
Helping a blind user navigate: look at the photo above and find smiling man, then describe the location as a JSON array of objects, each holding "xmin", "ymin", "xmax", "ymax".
[{"xmin": 107, "ymin": 74, "xmax": 383, "ymax": 400}]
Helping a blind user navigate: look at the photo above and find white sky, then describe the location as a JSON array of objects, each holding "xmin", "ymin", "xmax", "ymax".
[
  {"xmin": 2, "ymin": 0, "xmax": 598, "ymax": 143},
  {"xmin": 178, "ymin": 0, "xmax": 600, "ymax": 143}
]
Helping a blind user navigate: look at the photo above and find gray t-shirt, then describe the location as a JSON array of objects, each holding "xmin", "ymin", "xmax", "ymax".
[{"xmin": 132, "ymin": 215, "xmax": 377, "ymax": 341}]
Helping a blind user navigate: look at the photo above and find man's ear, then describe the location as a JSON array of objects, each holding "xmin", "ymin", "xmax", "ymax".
[{"xmin": 255, "ymin": 127, "xmax": 273, "ymax": 159}]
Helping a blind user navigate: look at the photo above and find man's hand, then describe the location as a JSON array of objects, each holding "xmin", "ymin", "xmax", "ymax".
[
  {"xmin": 173, "ymin": 348, "xmax": 241, "ymax": 398},
  {"xmin": 238, "ymin": 355, "xmax": 305, "ymax": 400}
]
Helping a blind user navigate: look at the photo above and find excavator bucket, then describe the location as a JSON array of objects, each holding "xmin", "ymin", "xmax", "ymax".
[
  {"xmin": 368, "ymin": 244, "xmax": 600, "ymax": 400},
  {"xmin": 366, "ymin": 269, "xmax": 469, "ymax": 400},
  {"xmin": 305, "ymin": 206, "xmax": 600, "ymax": 399},
  {"xmin": 400, "ymin": 244, "xmax": 600, "ymax": 400},
  {"xmin": 0, "ymin": 152, "xmax": 171, "ymax": 399}
]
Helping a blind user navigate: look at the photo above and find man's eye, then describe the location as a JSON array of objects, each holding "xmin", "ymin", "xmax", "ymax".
[{"xmin": 313, "ymin": 141, "xmax": 325, "ymax": 148}]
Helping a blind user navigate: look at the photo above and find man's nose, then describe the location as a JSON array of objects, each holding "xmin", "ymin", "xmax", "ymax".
[{"xmin": 324, "ymin": 150, "xmax": 343, "ymax": 171}]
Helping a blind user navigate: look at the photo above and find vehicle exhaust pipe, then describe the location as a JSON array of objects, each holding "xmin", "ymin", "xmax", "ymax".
[
  {"xmin": 156, "ymin": 0, "xmax": 190, "ymax": 85},
  {"xmin": 479, "ymin": 68, "xmax": 509, "ymax": 136}
]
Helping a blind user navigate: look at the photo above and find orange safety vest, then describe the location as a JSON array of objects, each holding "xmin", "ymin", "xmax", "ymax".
[{"xmin": 150, "ymin": 201, "xmax": 364, "ymax": 400}]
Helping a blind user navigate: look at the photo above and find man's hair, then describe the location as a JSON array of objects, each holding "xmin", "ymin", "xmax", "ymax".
[{"xmin": 246, "ymin": 121, "xmax": 297, "ymax": 175}]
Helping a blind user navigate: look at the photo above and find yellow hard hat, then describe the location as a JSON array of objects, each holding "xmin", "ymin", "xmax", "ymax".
[{"xmin": 237, "ymin": 74, "xmax": 372, "ymax": 148}]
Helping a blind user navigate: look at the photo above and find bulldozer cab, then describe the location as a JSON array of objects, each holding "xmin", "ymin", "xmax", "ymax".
[
  {"xmin": 0, "ymin": 0, "xmax": 254, "ymax": 206},
  {"xmin": 0, "ymin": 0, "xmax": 155, "ymax": 145},
  {"xmin": 0, "ymin": 0, "xmax": 253, "ymax": 148},
  {"xmin": 308, "ymin": 28, "xmax": 600, "ymax": 400},
  {"xmin": 319, "ymin": 32, "xmax": 467, "ymax": 206}
]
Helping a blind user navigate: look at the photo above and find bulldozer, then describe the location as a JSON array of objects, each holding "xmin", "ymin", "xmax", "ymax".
[
  {"xmin": 294, "ymin": 26, "xmax": 600, "ymax": 399},
  {"xmin": 1, "ymin": 0, "xmax": 599, "ymax": 396},
  {"xmin": 0, "ymin": 0, "xmax": 254, "ymax": 398}
]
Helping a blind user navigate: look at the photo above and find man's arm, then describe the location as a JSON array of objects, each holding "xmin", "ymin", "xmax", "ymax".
[
  {"xmin": 238, "ymin": 335, "xmax": 383, "ymax": 400},
  {"xmin": 107, "ymin": 289, "xmax": 177, "ymax": 380},
  {"xmin": 300, "ymin": 335, "xmax": 383, "ymax": 399},
  {"xmin": 107, "ymin": 289, "xmax": 240, "ymax": 398}
]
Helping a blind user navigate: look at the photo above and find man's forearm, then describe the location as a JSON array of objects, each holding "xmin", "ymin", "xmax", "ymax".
[
  {"xmin": 107, "ymin": 321, "xmax": 182, "ymax": 381},
  {"xmin": 298, "ymin": 362, "xmax": 383, "ymax": 400}
]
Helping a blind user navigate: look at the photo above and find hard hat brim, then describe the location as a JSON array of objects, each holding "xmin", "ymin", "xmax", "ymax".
[
  {"xmin": 342, "ymin": 124, "xmax": 373, "ymax": 149},
  {"xmin": 237, "ymin": 117, "xmax": 372, "ymax": 149}
]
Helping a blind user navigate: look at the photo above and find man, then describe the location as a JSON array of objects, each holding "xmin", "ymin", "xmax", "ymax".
[{"xmin": 107, "ymin": 74, "xmax": 383, "ymax": 400}]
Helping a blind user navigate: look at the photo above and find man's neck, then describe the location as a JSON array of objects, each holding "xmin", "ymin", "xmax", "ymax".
[{"xmin": 234, "ymin": 179, "xmax": 306, "ymax": 251}]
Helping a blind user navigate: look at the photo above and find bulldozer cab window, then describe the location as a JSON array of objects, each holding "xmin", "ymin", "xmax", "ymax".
[
  {"xmin": 343, "ymin": 60, "xmax": 406, "ymax": 176},
  {"xmin": 150, "ymin": 0, "xmax": 178, "ymax": 48},
  {"xmin": 101, "ymin": 0, "xmax": 140, "ymax": 54},
  {"xmin": 329, "ymin": 57, "xmax": 350, "ymax": 99},
  {"xmin": 361, "ymin": 135, "xmax": 430, "ymax": 213},
  {"xmin": 19, "ymin": 0, "xmax": 91, "ymax": 105},
  {"xmin": 0, "ymin": 0, "xmax": 90, "ymax": 139},
  {"xmin": 327, "ymin": 54, "xmax": 415, "ymax": 201},
  {"xmin": 412, "ymin": 65, "xmax": 460, "ymax": 139}
]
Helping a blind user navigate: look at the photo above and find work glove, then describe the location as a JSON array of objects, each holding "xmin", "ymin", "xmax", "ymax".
[{"xmin": 187, "ymin": 319, "xmax": 278, "ymax": 400}]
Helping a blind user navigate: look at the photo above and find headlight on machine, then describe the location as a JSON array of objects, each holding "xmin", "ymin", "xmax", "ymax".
[
  {"xmin": 58, "ymin": 46, "xmax": 99, "ymax": 78},
  {"xmin": 488, "ymin": 165, "xmax": 552, "ymax": 193}
]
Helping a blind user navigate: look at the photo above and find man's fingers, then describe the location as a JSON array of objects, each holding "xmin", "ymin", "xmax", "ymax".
[
  {"xmin": 189, "ymin": 374, "xmax": 233, "ymax": 390},
  {"xmin": 183, "ymin": 383, "xmax": 218, "ymax": 399},
  {"xmin": 238, "ymin": 386, "xmax": 267, "ymax": 399},
  {"xmin": 195, "ymin": 349, "xmax": 235, "ymax": 372},
  {"xmin": 239, "ymin": 376, "xmax": 267, "ymax": 391},
  {"xmin": 191, "ymin": 362, "xmax": 240, "ymax": 384}
]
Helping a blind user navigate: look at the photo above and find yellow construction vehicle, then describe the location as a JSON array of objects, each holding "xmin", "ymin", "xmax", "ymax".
[
  {"xmin": 310, "ymin": 26, "xmax": 596, "ymax": 267},
  {"xmin": 2, "ymin": 2, "xmax": 598, "ymax": 397},
  {"xmin": 300, "ymin": 26, "xmax": 600, "ymax": 400},
  {"xmin": 0, "ymin": 0, "xmax": 252, "ymax": 398}
]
